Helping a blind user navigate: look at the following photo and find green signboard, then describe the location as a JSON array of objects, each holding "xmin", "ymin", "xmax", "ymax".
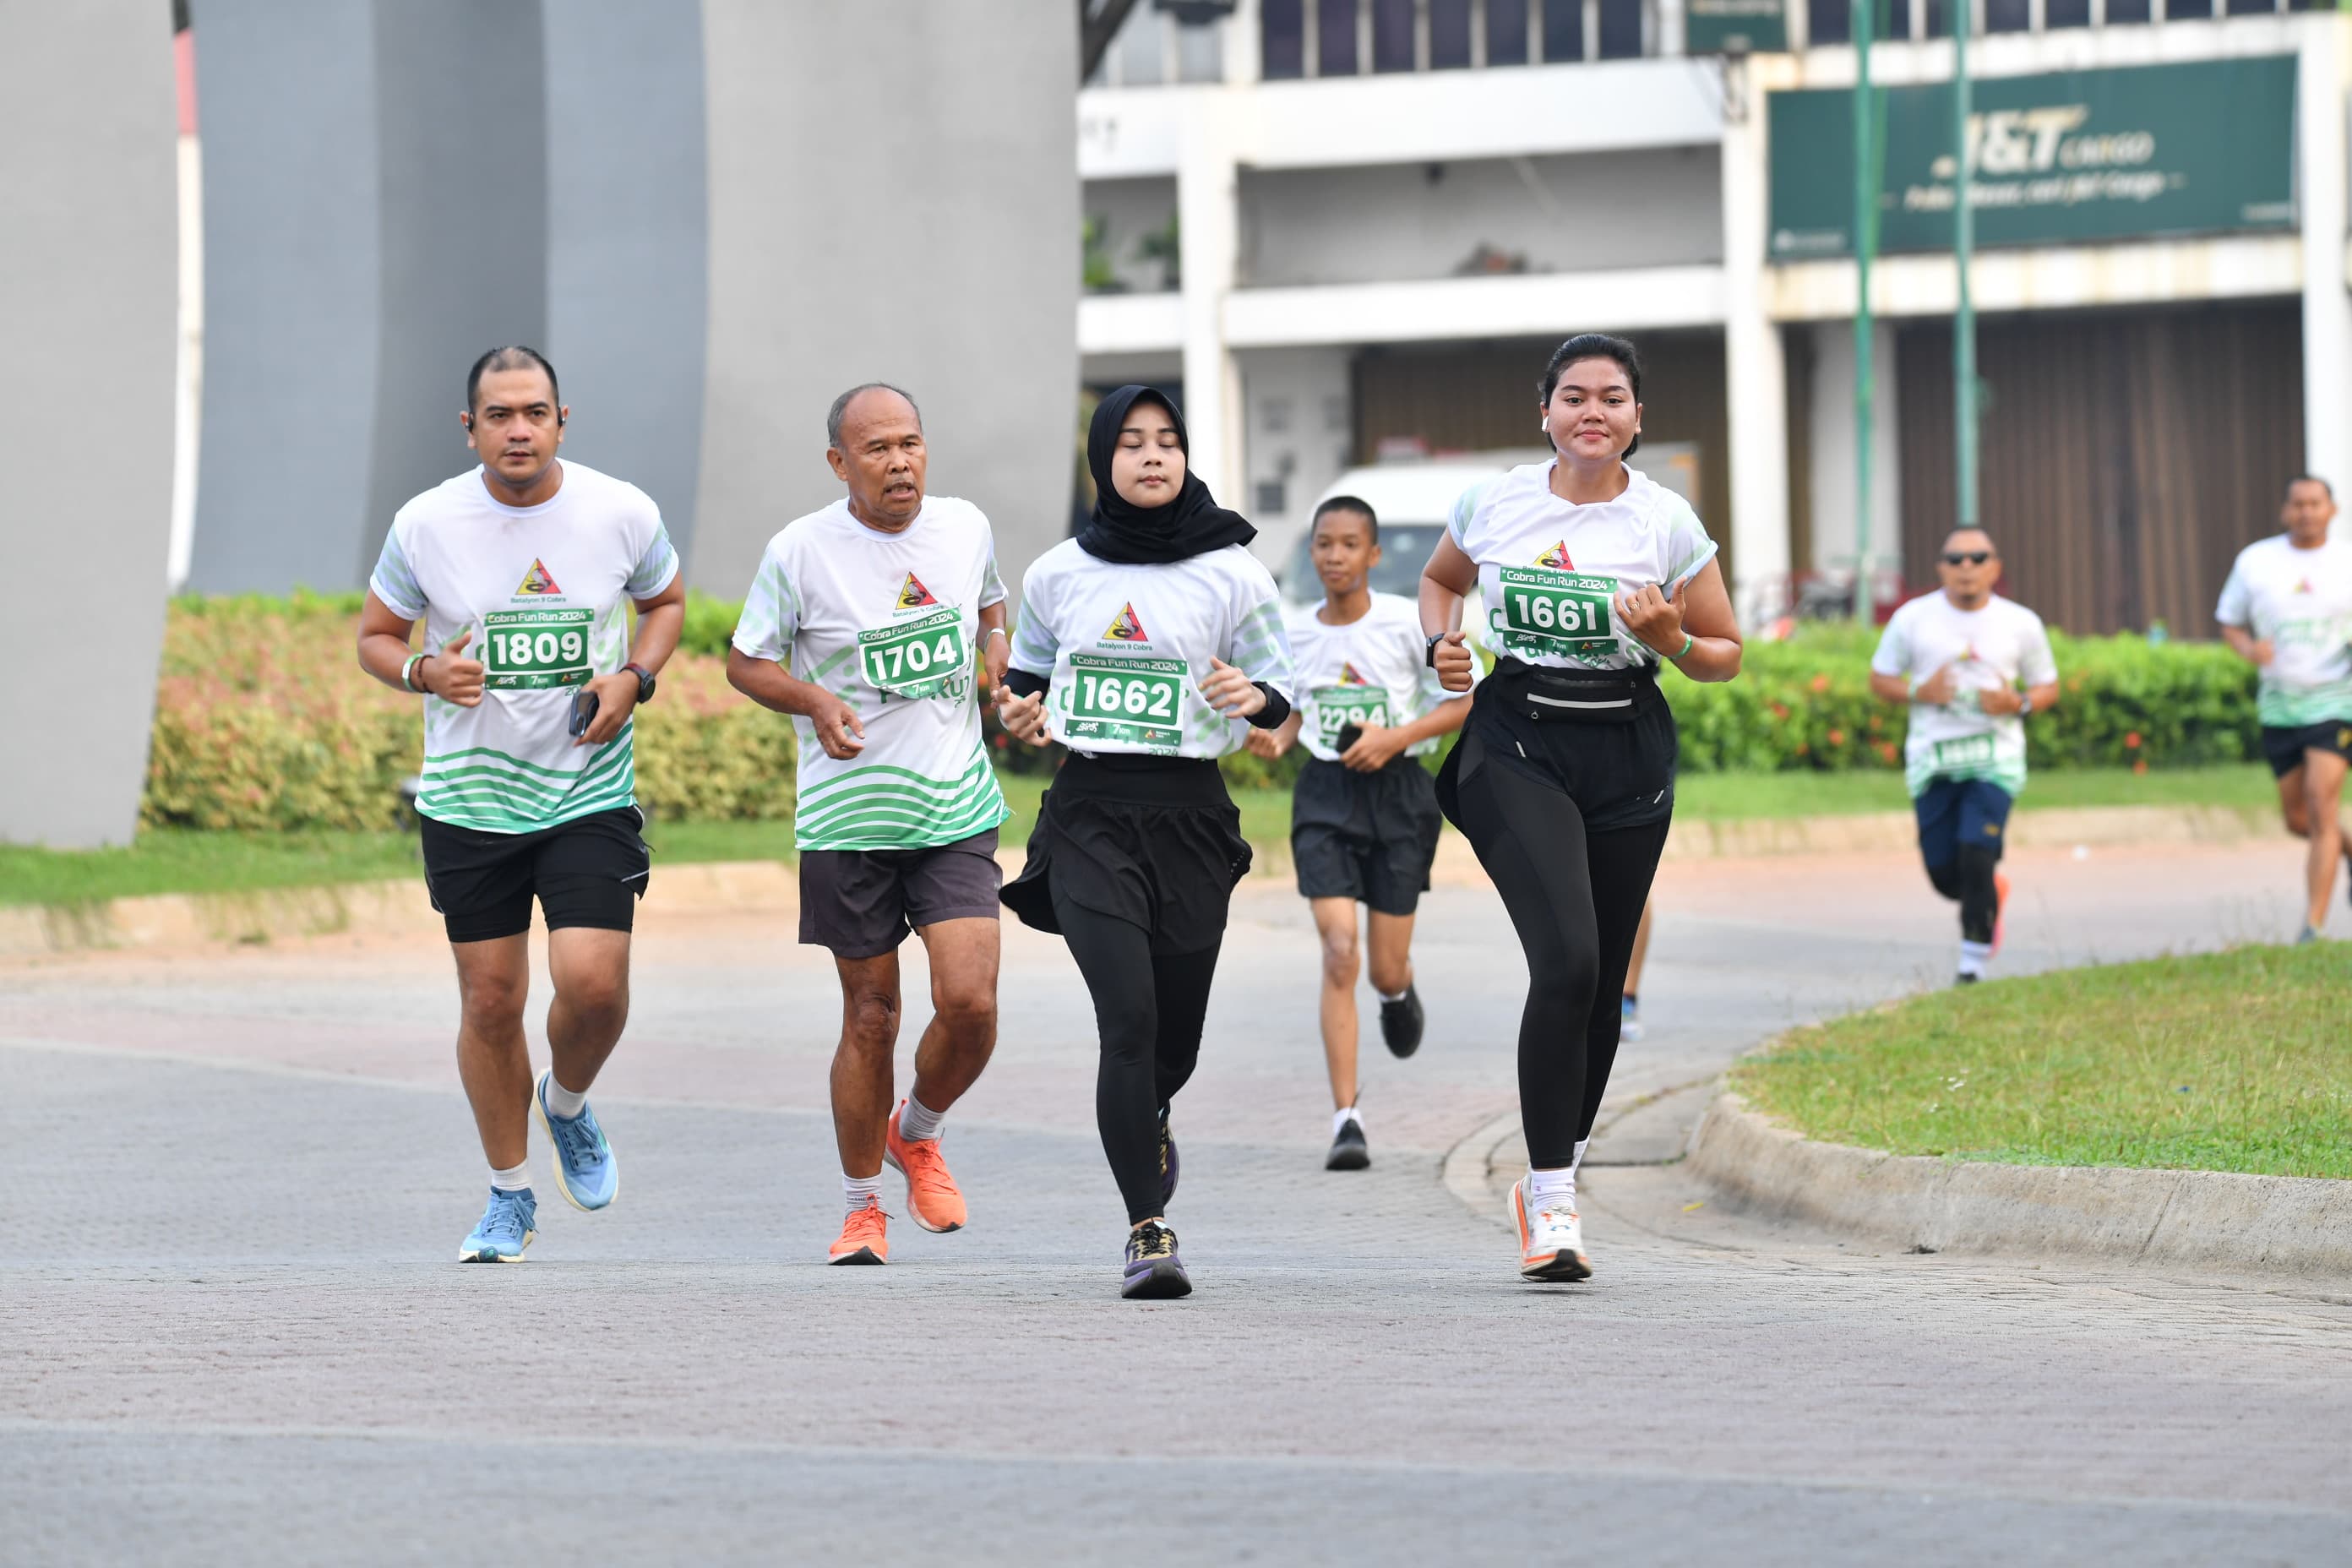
[
  {"xmin": 1767, "ymin": 56, "xmax": 2297, "ymax": 259},
  {"xmin": 1687, "ymin": 0, "xmax": 1787, "ymax": 54}
]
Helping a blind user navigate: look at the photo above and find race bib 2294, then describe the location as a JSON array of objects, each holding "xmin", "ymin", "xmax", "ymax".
[{"xmin": 1311, "ymin": 684, "xmax": 1391, "ymax": 743}]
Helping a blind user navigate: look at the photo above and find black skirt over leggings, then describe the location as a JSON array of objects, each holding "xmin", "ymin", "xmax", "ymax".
[
  {"xmin": 1438, "ymin": 660, "xmax": 1676, "ymax": 1169},
  {"xmin": 1002, "ymin": 753, "xmax": 1250, "ymax": 1222}
]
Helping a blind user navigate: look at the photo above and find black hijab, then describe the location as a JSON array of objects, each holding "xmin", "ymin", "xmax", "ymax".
[{"xmin": 1075, "ymin": 385, "xmax": 1256, "ymax": 565}]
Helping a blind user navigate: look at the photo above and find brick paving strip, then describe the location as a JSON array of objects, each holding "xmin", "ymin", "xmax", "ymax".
[{"xmin": 2, "ymin": 841, "xmax": 2346, "ymax": 1564}]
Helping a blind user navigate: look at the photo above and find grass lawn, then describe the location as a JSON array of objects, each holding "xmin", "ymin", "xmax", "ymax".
[
  {"xmin": 0, "ymin": 763, "xmax": 2278, "ymax": 909},
  {"xmin": 1732, "ymin": 945, "xmax": 2352, "ymax": 1179},
  {"xmin": 1674, "ymin": 761, "xmax": 2278, "ymax": 821}
]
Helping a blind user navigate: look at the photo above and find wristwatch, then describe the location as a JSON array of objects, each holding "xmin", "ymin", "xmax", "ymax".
[
  {"xmin": 2016, "ymin": 692, "xmax": 2033, "ymax": 718},
  {"xmin": 623, "ymin": 662, "xmax": 657, "ymax": 705},
  {"xmin": 1424, "ymin": 633, "xmax": 1447, "ymax": 669}
]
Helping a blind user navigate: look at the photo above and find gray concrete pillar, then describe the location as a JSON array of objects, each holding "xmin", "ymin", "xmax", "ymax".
[
  {"xmin": 0, "ymin": 0, "xmax": 179, "ymax": 847},
  {"xmin": 694, "ymin": 0, "xmax": 1081, "ymax": 595}
]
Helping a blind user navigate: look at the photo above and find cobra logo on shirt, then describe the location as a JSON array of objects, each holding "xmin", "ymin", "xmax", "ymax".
[
  {"xmin": 1102, "ymin": 602, "xmax": 1149, "ymax": 642},
  {"xmin": 896, "ymin": 573, "xmax": 939, "ymax": 611},
  {"xmin": 514, "ymin": 558, "xmax": 563, "ymax": 596},
  {"xmin": 1339, "ymin": 662, "xmax": 1372, "ymax": 685},
  {"xmin": 1533, "ymin": 542, "xmax": 1575, "ymax": 570}
]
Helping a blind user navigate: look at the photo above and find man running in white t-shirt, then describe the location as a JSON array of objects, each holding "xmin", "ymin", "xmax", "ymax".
[
  {"xmin": 1868, "ymin": 528, "xmax": 2059, "ymax": 985},
  {"xmin": 727, "ymin": 384, "xmax": 1010, "ymax": 1266},
  {"xmin": 2217, "ymin": 475, "xmax": 2352, "ymax": 942},
  {"xmin": 357, "ymin": 346, "xmax": 685, "ymax": 1261}
]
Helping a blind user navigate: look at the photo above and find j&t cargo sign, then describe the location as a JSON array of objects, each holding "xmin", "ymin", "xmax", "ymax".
[{"xmin": 1767, "ymin": 56, "xmax": 2297, "ymax": 259}]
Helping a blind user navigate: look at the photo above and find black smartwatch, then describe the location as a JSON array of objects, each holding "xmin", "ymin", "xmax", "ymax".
[
  {"xmin": 623, "ymin": 662, "xmax": 657, "ymax": 705},
  {"xmin": 1424, "ymin": 633, "xmax": 1447, "ymax": 669}
]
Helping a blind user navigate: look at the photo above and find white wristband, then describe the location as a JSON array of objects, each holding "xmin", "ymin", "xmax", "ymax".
[{"xmin": 401, "ymin": 652, "xmax": 427, "ymax": 693}]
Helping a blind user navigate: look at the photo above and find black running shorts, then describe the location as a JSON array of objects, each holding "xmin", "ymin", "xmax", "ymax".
[
  {"xmin": 2261, "ymin": 719, "xmax": 2352, "ymax": 779},
  {"xmin": 420, "ymin": 806, "xmax": 651, "ymax": 945},
  {"xmin": 798, "ymin": 828, "xmax": 1003, "ymax": 959},
  {"xmin": 1290, "ymin": 756, "xmax": 1443, "ymax": 916}
]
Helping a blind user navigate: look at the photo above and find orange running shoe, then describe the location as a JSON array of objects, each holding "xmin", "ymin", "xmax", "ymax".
[
  {"xmin": 829, "ymin": 1196, "xmax": 889, "ymax": 1265},
  {"xmin": 885, "ymin": 1102, "xmax": 968, "ymax": 1233},
  {"xmin": 1510, "ymin": 1178, "xmax": 1592, "ymax": 1282},
  {"xmin": 1991, "ymin": 870, "xmax": 2012, "ymax": 956}
]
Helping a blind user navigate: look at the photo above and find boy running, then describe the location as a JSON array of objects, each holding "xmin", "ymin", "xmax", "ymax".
[{"xmin": 1249, "ymin": 497, "xmax": 1473, "ymax": 1170}]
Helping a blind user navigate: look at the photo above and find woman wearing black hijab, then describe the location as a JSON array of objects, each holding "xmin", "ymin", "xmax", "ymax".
[{"xmin": 996, "ymin": 386, "xmax": 1295, "ymax": 1299}]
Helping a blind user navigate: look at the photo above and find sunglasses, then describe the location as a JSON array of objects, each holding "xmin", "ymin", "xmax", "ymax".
[{"xmin": 1941, "ymin": 551, "xmax": 1992, "ymax": 566}]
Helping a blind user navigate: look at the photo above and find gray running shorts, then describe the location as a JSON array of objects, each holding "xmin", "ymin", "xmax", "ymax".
[{"xmin": 798, "ymin": 828, "xmax": 1002, "ymax": 958}]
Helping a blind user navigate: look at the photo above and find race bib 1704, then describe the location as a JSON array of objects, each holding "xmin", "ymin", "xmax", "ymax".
[
  {"xmin": 1063, "ymin": 651, "xmax": 1187, "ymax": 752},
  {"xmin": 482, "ymin": 607, "xmax": 595, "ymax": 689},
  {"xmin": 1311, "ymin": 684, "xmax": 1391, "ymax": 744},
  {"xmin": 858, "ymin": 607, "xmax": 970, "ymax": 701},
  {"xmin": 1494, "ymin": 567, "xmax": 1619, "ymax": 656}
]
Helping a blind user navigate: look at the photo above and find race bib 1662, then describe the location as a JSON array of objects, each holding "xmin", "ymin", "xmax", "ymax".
[{"xmin": 1063, "ymin": 651, "xmax": 1187, "ymax": 752}]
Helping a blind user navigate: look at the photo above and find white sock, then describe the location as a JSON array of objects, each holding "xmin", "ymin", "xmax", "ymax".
[
  {"xmin": 542, "ymin": 1074, "xmax": 589, "ymax": 1119},
  {"xmin": 1376, "ymin": 986, "xmax": 1409, "ymax": 1003},
  {"xmin": 898, "ymin": 1094, "xmax": 945, "ymax": 1142},
  {"xmin": 1526, "ymin": 1165, "xmax": 1576, "ymax": 1206},
  {"xmin": 843, "ymin": 1173, "xmax": 883, "ymax": 1216},
  {"xmin": 1958, "ymin": 940, "xmax": 1990, "ymax": 979},
  {"xmin": 1570, "ymin": 1137, "xmax": 1590, "ymax": 1179},
  {"xmin": 1332, "ymin": 1105, "xmax": 1364, "ymax": 1137},
  {"xmin": 490, "ymin": 1160, "xmax": 531, "ymax": 1193}
]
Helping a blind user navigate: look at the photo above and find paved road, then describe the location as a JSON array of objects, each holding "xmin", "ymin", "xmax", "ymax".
[{"xmin": 3, "ymin": 839, "xmax": 2348, "ymax": 1564}]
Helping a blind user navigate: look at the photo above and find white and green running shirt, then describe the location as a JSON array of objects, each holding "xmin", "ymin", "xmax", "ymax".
[
  {"xmin": 2215, "ymin": 532, "xmax": 2352, "ymax": 727},
  {"xmin": 1008, "ymin": 540, "xmax": 1293, "ymax": 759},
  {"xmin": 732, "ymin": 496, "xmax": 1010, "ymax": 852},
  {"xmin": 369, "ymin": 461, "xmax": 678, "ymax": 834},
  {"xmin": 1448, "ymin": 462, "xmax": 1719, "ymax": 671},
  {"xmin": 1870, "ymin": 591, "xmax": 2058, "ymax": 800},
  {"xmin": 1283, "ymin": 591, "xmax": 1474, "ymax": 763}
]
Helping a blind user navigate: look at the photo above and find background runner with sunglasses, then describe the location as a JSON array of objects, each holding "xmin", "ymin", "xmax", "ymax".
[{"xmin": 1868, "ymin": 528, "xmax": 2060, "ymax": 986}]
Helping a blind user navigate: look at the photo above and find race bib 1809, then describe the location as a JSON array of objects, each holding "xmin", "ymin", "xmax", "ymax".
[
  {"xmin": 1311, "ymin": 684, "xmax": 1390, "ymax": 744},
  {"xmin": 1494, "ymin": 567, "xmax": 1619, "ymax": 656},
  {"xmin": 482, "ymin": 607, "xmax": 595, "ymax": 689},
  {"xmin": 1930, "ymin": 733, "xmax": 1998, "ymax": 774},
  {"xmin": 858, "ymin": 607, "xmax": 970, "ymax": 701},
  {"xmin": 1064, "ymin": 651, "xmax": 1186, "ymax": 752}
]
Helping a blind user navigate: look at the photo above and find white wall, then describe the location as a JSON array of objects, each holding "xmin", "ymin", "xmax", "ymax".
[
  {"xmin": 1238, "ymin": 147, "xmax": 1723, "ymax": 287},
  {"xmin": 1805, "ymin": 320, "xmax": 1903, "ymax": 579},
  {"xmin": 1239, "ymin": 347, "xmax": 1356, "ymax": 572}
]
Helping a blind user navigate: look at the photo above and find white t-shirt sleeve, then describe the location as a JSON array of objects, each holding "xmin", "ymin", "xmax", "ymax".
[
  {"xmin": 2019, "ymin": 609, "xmax": 2058, "ymax": 687},
  {"xmin": 1662, "ymin": 498, "xmax": 1721, "ymax": 591},
  {"xmin": 977, "ymin": 515, "xmax": 1008, "ymax": 611},
  {"xmin": 2215, "ymin": 555, "xmax": 2251, "ymax": 629},
  {"xmin": 1008, "ymin": 562, "xmax": 1059, "ymax": 680},
  {"xmin": 1869, "ymin": 607, "xmax": 1913, "ymax": 678},
  {"xmin": 1227, "ymin": 556, "xmax": 1295, "ymax": 700},
  {"xmin": 625, "ymin": 520, "xmax": 680, "ymax": 600},
  {"xmin": 368, "ymin": 520, "xmax": 427, "ymax": 622},
  {"xmin": 731, "ymin": 542, "xmax": 800, "ymax": 664},
  {"xmin": 1446, "ymin": 477, "xmax": 1491, "ymax": 548}
]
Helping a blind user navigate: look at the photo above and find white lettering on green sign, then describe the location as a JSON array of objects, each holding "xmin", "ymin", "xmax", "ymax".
[{"xmin": 483, "ymin": 607, "xmax": 595, "ymax": 689}]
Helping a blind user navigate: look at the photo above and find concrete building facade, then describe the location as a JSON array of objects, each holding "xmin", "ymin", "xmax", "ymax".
[{"xmin": 1081, "ymin": 0, "xmax": 2352, "ymax": 637}]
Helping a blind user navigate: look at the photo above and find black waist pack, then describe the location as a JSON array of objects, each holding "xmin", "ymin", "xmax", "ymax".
[{"xmin": 1486, "ymin": 658, "xmax": 1655, "ymax": 726}]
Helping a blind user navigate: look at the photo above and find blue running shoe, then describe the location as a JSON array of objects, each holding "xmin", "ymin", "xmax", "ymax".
[
  {"xmin": 533, "ymin": 1070, "xmax": 618, "ymax": 1211},
  {"xmin": 460, "ymin": 1187, "xmax": 536, "ymax": 1262},
  {"xmin": 1620, "ymin": 994, "xmax": 1643, "ymax": 1043}
]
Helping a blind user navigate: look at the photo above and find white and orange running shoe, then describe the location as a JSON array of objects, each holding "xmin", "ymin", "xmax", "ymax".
[
  {"xmin": 829, "ymin": 1196, "xmax": 890, "ymax": 1266},
  {"xmin": 885, "ymin": 1102, "xmax": 968, "ymax": 1233},
  {"xmin": 1510, "ymin": 1177, "xmax": 1592, "ymax": 1282}
]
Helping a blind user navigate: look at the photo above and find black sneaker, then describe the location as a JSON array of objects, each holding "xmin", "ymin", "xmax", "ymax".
[
  {"xmin": 1122, "ymin": 1220, "xmax": 1191, "ymax": 1299},
  {"xmin": 1326, "ymin": 1115, "xmax": 1369, "ymax": 1171},
  {"xmin": 1379, "ymin": 984, "xmax": 1425, "ymax": 1059},
  {"xmin": 1157, "ymin": 1105, "xmax": 1179, "ymax": 1206},
  {"xmin": 1955, "ymin": 972, "xmax": 1980, "ymax": 986}
]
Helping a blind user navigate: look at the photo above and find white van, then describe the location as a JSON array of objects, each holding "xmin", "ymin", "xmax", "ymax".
[{"xmin": 1275, "ymin": 444, "xmax": 1701, "ymax": 613}]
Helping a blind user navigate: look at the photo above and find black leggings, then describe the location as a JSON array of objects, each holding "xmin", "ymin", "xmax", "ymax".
[
  {"xmin": 1053, "ymin": 884, "xmax": 1222, "ymax": 1223},
  {"xmin": 1927, "ymin": 845, "xmax": 2001, "ymax": 944},
  {"xmin": 1452, "ymin": 755, "xmax": 1671, "ymax": 1169}
]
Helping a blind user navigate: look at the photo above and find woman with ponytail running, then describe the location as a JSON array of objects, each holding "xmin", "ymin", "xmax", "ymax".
[
  {"xmin": 995, "ymin": 386, "xmax": 1294, "ymax": 1300},
  {"xmin": 1419, "ymin": 334, "xmax": 1743, "ymax": 1282}
]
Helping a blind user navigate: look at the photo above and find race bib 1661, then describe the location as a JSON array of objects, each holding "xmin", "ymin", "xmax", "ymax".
[{"xmin": 1494, "ymin": 567, "xmax": 1619, "ymax": 656}]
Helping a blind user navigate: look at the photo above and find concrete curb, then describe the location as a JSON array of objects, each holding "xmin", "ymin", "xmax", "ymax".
[
  {"xmin": 0, "ymin": 798, "xmax": 2278, "ymax": 961},
  {"xmin": 1685, "ymin": 1086, "xmax": 2352, "ymax": 1277}
]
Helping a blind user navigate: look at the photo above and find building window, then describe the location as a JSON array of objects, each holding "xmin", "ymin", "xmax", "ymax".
[
  {"xmin": 1985, "ymin": 0, "xmax": 2030, "ymax": 27},
  {"xmin": 1263, "ymin": 0, "xmax": 1306, "ymax": 75},
  {"xmin": 2104, "ymin": 0, "xmax": 2151, "ymax": 20},
  {"xmin": 1598, "ymin": 0, "xmax": 1643, "ymax": 57},
  {"xmin": 1319, "ymin": 0, "xmax": 1361, "ymax": 74},
  {"xmin": 1809, "ymin": 0, "xmax": 1848, "ymax": 43},
  {"xmin": 1486, "ymin": 0, "xmax": 1530, "ymax": 61},
  {"xmin": 2165, "ymin": 0, "xmax": 2213, "ymax": 15},
  {"xmin": 2044, "ymin": 0, "xmax": 2090, "ymax": 26},
  {"xmin": 1540, "ymin": 0, "xmax": 1583, "ymax": 60},
  {"xmin": 1255, "ymin": 479, "xmax": 1288, "ymax": 515},
  {"xmin": 1431, "ymin": 0, "xmax": 1473, "ymax": 67},
  {"xmin": 1372, "ymin": 0, "xmax": 1416, "ymax": 69},
  {"xmin": 2227, "ymin": 0, "xmax": 2280, "ymax": 13},
  {"xmin": 1879, "ymin": 0, "xmax": 1911, "ymax": 41}
]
